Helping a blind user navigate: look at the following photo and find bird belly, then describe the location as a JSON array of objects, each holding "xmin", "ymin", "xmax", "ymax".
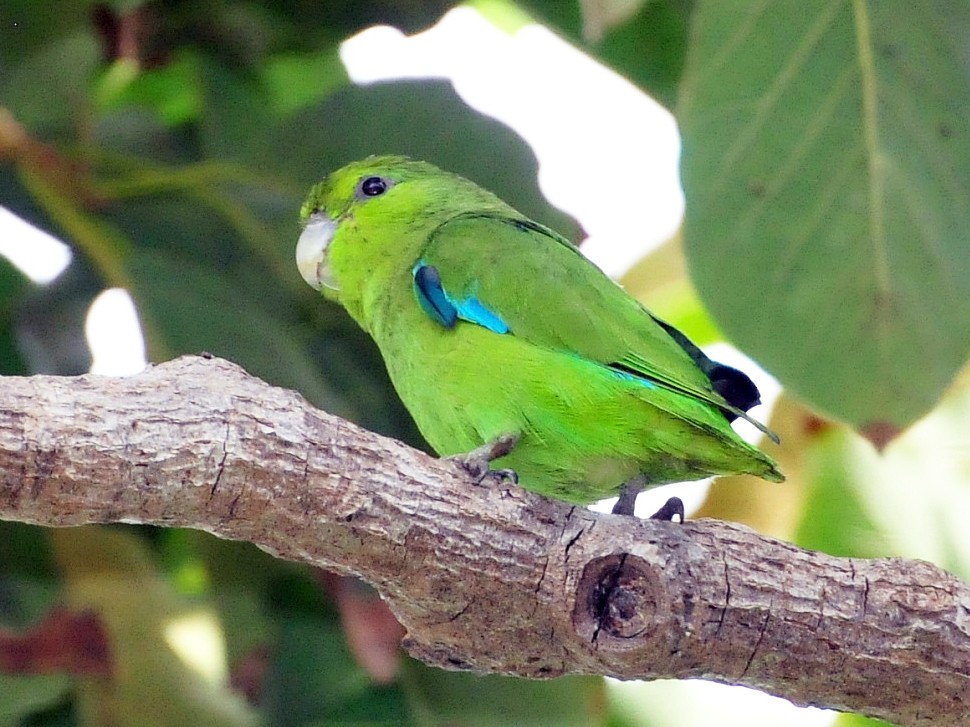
[{"xmin": 378, "ymin": 320, "xmax": 769, "ymax": 505}]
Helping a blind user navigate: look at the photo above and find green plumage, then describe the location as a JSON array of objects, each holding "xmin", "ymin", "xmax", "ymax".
[{"xmin": 297, "ymin": 156, "xmax": 782, "ymax": 506}]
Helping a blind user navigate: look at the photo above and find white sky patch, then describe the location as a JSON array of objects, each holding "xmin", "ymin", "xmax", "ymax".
[
  {"xmin": 610, "ymin": 678, "xmax": 834, "ymax": 727},
  {"xmin": 163, "ymin": 609, "xmax": 229, "ymax": 685},
  {"xmin": 85, "ymin": 288, "xmax": 147, "ymax": 375},
  {"xmin": 340, "ymin": 6, "xmax": 684, "ymax": 277},
  {"xmin": 588, "ymin": 478, "xmax": 713, "ymax": 519},
  {"xmin": 0, "ymin": 206, "xmax": 73, "ymax": 284}
]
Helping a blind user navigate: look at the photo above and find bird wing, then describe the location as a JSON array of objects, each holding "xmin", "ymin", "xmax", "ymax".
[{"xmin": 411, "ymin": 212, "xmax": 771, "ymax": 433}]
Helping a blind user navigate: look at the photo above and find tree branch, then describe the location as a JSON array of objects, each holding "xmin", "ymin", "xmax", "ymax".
[{"xmin": 1, "ymin": 355, "xmax": 967, "ymax": 726}]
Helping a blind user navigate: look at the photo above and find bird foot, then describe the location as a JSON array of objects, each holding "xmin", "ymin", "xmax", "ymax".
[
  {"xmin": 611, "ymin": 476, "xmax": 646, "ymax": 516},
  {"xmin": 648, "ymin": 496, "xmax": 685, "ymax": 523},
  {"xmin": 612, "ymin": 475, "xmax": 685, "ymax": 523},
  {"xmin": 448, "ymin": 433, "xmax": 521, "ymax": 486}
]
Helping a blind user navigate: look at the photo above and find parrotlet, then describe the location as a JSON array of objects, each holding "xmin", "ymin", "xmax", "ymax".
[{"xmin": 296, "ymin": 156, "xmax": 782, "ymax": 516}]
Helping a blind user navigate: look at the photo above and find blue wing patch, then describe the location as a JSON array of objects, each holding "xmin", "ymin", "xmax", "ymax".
[
  {"xmin": 413, "ymin": 263, "xmax": 457, "ymax": 328},
  {"xmin": 456, "ymin": 297, "xmax": 509, "ymax": 334},
  {"xmin": 412, "ymin": 262, "xmax": 509, "ymax": 334}
]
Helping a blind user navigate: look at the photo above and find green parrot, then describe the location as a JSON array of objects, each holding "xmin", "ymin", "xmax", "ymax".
[{"xmin": 296, "ymin": 156, "xmax": 782, "ymax": 517}]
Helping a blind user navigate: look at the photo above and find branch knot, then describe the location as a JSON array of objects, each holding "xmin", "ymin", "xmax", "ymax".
[{"xmin": 573, "ymin": 553, "xmax": 664, "ymax": 647}]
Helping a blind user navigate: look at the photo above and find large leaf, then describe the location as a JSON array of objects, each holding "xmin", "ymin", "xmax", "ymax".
[{"xmin": 678, "ymin": 2, "xmax": 970, "ymax": 435}]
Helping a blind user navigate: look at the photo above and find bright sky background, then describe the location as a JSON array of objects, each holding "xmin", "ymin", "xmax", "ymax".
[
  {"xmin": 0, "ymin": 6, "xmax": 823, "ymax": 725},
  {"xmin": 0, "ymin": 206, "xmax": 72, "ymax": 284}
]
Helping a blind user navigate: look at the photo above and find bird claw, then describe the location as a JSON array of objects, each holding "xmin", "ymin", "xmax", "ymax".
[
  {"xmin": 648, "ymin": 496, "xmax": 685, "ymax": 523},
  {"xmin": 480, "ymin": 468, "xmax": 519, "ymax": 486},
  {"xmin": 448, "ymin": 433, "xmax": 521, "ymax": 486}
]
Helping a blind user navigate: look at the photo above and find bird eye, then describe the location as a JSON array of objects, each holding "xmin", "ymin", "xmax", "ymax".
[{"xmin": 357, "ymin": 176, "xmax": 392, "ymax": 199}]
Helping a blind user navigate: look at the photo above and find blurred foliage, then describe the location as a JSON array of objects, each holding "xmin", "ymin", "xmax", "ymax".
[{"xmin": 1, "ymin": 1, "xmax": 969, "ymax": 726}]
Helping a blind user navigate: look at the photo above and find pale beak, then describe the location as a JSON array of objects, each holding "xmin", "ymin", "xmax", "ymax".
[{"xmin": 296, "ymin": 213, "xmax": 339, "ymax": 291}]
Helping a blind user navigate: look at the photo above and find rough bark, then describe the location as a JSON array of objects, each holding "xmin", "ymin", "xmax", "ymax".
[{"xmin": 0, "ymin": 355, "xmax": 967, "ymax": 726}]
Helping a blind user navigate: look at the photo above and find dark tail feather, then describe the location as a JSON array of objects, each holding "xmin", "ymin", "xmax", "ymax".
[
  {"xmin": 706, "ymin": 362, "xmax": 762, "ymax": 416},
  {"xmin": 651, "ymin": 316, "xmax": 779, "ymax": 443}
]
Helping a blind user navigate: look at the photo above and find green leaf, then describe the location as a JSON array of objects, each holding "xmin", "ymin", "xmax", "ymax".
[
  {"xmin": 0, "ymin": 674, "xmax": 73, "ymax": 726},
  {"xmin": 0, "ymin": 257, "xmax": 31, "ymax": 375},
  {"xmin": 833, "ymin": 711, "xmax": 896, "ymax": 727},
  {"xmin": 0, "ymin": 31, "xmax": 100, "ymax": 139},
  {"xmin": 261, "ymin": 48, "xmax": 349, "ymax": 117},
  {"xmin": 95, "ymin": 53, "xmax": 203, "ymax": 126},
  {"xmin": 404, "ymin": 664, "xmax": 608, "ymax": 727},
  {"xmin": 262, "ymin": 610, "xmax": 409, "ymax": 726},
  {"xmin": 679, "ymin": 2, "xmax": 970, "ymax": 433},
  {"xmin": 196, "ymin": 56, "xmax": 276, "ymax": 161},
  {"xmin": 793, "ymin": 426, "xmax": 889, "ymax": 559},
  {"xmin": 125, "ymin": 248, "xmax": 351, "ymax": 416},
  {"xmin": 0, "ymin": 0, "xmax": 97, "ymax": 73}
]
